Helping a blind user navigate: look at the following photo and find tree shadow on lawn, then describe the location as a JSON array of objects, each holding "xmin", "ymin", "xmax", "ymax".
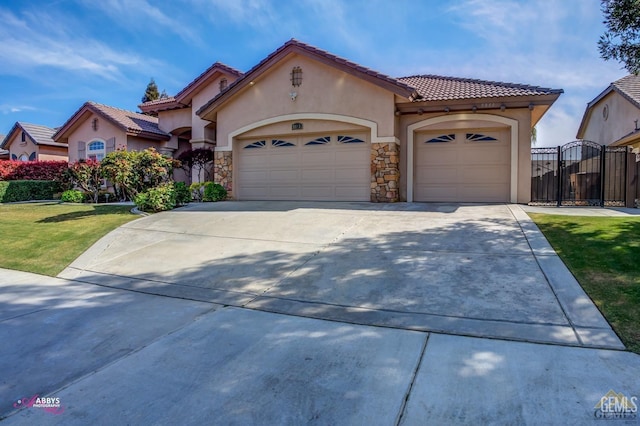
[{"xmin": 36, "ymin": 205, "xmax": 134, "ymax": 223}]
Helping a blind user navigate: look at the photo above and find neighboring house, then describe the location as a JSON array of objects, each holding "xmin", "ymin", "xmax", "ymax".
[
  {"xmin": 577, "ymin": 74, "xmax": 640, "ymax": 152},
  {"xmin": 0, "ymin": 123, "xmax": 68, "ymax": 161},
  {"xmin": 53, "ymin": 101, "xmax": 171, "ymax": 163},
  {"xmin": 0, "ymin": 134, "xmax": 7, "ymax": 160},
  {"xmin": 142, "ymin": 39, "xmax": 562, "ymax": 203}
]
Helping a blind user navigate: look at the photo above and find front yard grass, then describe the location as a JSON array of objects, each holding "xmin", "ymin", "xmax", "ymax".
[
  {"xmin": 0, "ymin": 202, "xmax": 137, "ymax": 276},
  {"xmin": 529, "ymin": 213, "xmax": 640, "ymax": 353}
]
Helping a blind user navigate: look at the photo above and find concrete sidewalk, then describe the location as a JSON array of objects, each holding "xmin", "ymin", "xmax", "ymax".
[{"xmin": 1, "ymin": 269, "xmax": 639, "ymax": 425}]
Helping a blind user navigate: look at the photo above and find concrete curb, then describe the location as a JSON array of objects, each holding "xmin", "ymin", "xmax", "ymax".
[{"xmin": 508, "ymin": 204, "xmax": 624, "ymax": 349}]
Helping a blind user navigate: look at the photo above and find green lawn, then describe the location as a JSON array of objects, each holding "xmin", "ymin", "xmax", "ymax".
[
  {"xmin": 0, "ymin": 202, "xmax": 138, "ymax": 276},
  {"xmin": 529, "ymin": 213, "xmax": 640, "ymax": 353}
]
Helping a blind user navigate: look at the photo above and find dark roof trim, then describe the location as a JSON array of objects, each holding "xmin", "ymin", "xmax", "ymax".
[{"xmin": 196, "ymin": 39, "xmax": 419, "ymax": 118}]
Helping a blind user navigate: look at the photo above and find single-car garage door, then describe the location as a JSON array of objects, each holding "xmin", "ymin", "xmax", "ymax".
[
  {"xmin": 414, "ymin": 129, "xmax": 510, "ymax": 202},
  {"xmin": 237, "ymin": 133, "xmax": 370, "ymax": 201}
]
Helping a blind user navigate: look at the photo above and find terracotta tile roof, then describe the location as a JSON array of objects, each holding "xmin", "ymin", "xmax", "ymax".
[
  {"xmin": 398, "ymin": 75, "xmax": 563, "ymax": 101},
  {"xmin": 1, "ymin": 122, "xmax": 67, "ymax": 148},
  {"xmin": 53, "ymin": 101, "xmax": 170, "ymax": 142},
  {"xmin": 610, "ymin": 74, "xmax": 640, "ymax": 109},
  {"xmin": 86, "ymin": 102, "xmax": 169, "ymax": 138},
  {"xmin": 142, "ymin": 96, "xmax": 177, "ymax": 106}
]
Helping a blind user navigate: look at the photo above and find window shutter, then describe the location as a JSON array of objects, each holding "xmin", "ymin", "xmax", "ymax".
[
  {"xmin": 28, "ymin": 152, "xmax": 36, "ymax": 161},
  {"xmin": 11, "ymin": 154, "xmax": 17, "ymax": 160},
  {"xmin": 106, "ymin": 137, "xmax": 116, "ymax": 153},
  {"xmin": 78, "ymin": 141, "xmax": 86, "ymax": 160}
]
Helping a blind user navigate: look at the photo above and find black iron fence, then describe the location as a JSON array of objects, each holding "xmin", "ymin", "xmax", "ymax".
[{"xmin": 531, "ymin": 140, "xmax": 638, "ymax": 207}]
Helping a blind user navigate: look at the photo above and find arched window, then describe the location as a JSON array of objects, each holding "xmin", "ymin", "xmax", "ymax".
[
  {"xmin": 19, "ymin": 153, "xmax": 29, "ymax": 161},
  {"xmin": 87, "ymin": 140, "xmax": 105, "ymax": 161}
]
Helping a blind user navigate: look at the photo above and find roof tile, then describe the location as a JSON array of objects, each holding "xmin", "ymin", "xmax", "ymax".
[
  {"xmin": 398, "ymin": 75, "xmax": 563, "ymax": 101},
  {"xmin": 88, "ymin": 102, "xmax": 169, "ymax": 138}
]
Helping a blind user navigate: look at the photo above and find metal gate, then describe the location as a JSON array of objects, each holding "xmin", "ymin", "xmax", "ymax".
[{"xmin": 531, "ymin": 140, "xmax": 631, "ymax": 206}]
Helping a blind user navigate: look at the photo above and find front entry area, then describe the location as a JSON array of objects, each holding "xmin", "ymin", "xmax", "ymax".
[
  {"xmin": 414, "ymin": 128, "xmax": 511, "ymax": 202},
  {"xmin": 236, "ymin": 132, "xmax": 370, "ymax": 201}
]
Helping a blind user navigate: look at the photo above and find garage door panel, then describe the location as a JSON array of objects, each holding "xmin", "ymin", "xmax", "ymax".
[
  {"xmin": 335, "ymin": 167, "xmax": 368, "ymax": 180},
  {"xmin": 460, "ymin": 166, "xmax": 509, "ymax": 183},
  {"xmin": 415, "ymin": 129, "xmax": 510, "ymax": 202},
  {"xmin": 417, "ymin": 167, "xmax": 458, "ymax": 184},
  {"xmin": 238, "ymin": 133, "xmax": 369, "ymax": 201}
]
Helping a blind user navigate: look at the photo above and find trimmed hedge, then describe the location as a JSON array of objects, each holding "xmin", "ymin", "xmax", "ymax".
[
  {"xmin": 0, "ymin": 180, "xmax": 61, "ymax": 203},
  {"xmin": 0, "ymin": 160, "xmax": 68, "ymax": 181}
]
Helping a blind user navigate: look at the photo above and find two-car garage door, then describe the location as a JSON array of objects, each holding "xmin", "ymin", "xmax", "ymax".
[
  {"xmin": 237, "ymin": 133, "xmax": 370, "ymax": 201},
  {"xmin": 414, "ymin": 129, "xmax": 510, "ymax": 202}
]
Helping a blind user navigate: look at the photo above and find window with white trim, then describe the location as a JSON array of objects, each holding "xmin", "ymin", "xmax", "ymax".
[{"xmin": 87, "ymin": 140, "xmax": 106, "ymax": 161}]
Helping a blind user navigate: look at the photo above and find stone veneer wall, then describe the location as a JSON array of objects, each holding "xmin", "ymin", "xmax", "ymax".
[
  {"xmin": 370, "ymin": 143, "xmax": 400, "ymax": 202},
  {"xmin": 213, "ymin": 151, "xmax": 233, "ymax": 197}
]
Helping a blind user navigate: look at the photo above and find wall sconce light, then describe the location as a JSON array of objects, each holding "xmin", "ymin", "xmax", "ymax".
[
  {"xmin": 290, "ymin": 91, "xmax": 297, "ymax": 101},
  {"xmin": 500, "ymin": 104, "xmax": 506, "ymax": 112},
  {"xmin": 444, "ymin": 107, "xmax": 450, "ymax": 113},
  {"xmin": 290, "ymin": 66, "xmax": 302, "ymax": 87},
  {"xmin": 472, "ymin": 106, "xmax": 477, "ymax": 113},
  {"xmin": 394, "ymin": 110, "xmax": 401, "ymax": 116},
  {"xmin": 417, "ymin": 108, "xmax": 424, "ymax": 115},
  {"xmin": 528, "ymin": 103, "xmax": 534, "ymax": 110}
]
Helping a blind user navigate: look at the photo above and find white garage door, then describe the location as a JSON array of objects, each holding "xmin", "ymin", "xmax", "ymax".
[
  {"xmin": 237, "ymin": 133, "xmax": 370, "ymax": 201},
  {"xmin": 414, "ymin": 129, "xmax": 510, "ymax": 202}
]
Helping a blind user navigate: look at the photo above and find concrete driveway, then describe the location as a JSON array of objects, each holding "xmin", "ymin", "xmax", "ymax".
[
  {"xmin": 60, "ymin": 201, "xmax": 619, "ymax": 348},
  {"xmin": 3, "ymin": 202, "xmax": 638, "ymax": 425}
]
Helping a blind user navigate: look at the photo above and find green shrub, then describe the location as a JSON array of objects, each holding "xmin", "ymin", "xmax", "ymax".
[
  {"xmin": 134, "ymin": 183, "xmax": 176, "ymax": 212},
  {"xmin": 174, "ymin": 181, "xmax": 191, "ymax": 205},
  {"xmin": 203, "ymin": 182, "xmax": 227, "ymax": 202},
  {"xmin": 189, "ymin": 182, "xmax": 205, "ymax": 202},
  {"xmin": 0, "ymin": 180, "xmax": 60, "ymax": 203},
  {"xmin": 60, "ymin": 189, "xmax": 84, "ymax": 203}
]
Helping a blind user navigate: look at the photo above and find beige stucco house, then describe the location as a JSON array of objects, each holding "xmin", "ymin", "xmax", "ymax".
[
  {"xmin": 0, "ymin": 123, "xmax": 68, "ymax": 161},
  {"xmin": 577, "ymin": 74, "xmax": 640, "ymax": 153},
  {"xmin": 142, "ymin": 39, "xmax": 562, "ymax": 203},
  {"xmin": 53, "ymin": 101, "xmax": 171, "ymax": 163}
]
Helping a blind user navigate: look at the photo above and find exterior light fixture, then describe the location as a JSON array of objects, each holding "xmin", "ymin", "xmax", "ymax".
[
  {"xmin": 444, "ymin": 107, "xmax": 450, "ymax": 113},
  {"xmin": 500, "ymin": 104, "xmax": 506, "ymax": 111},
  {"xmin": 417, "ymin": 108, "xmax": 424, "ymax": 115},
  {"xmin": 290, "ymin": 66, "xmax": 302, "ymax": 87},
  {"xmin": 249, "ymin": 81, "xmax": 255, "ymax": 86},
  {"xmin": 472, "ymin": 105, "xmax": 477, "ymax": 112},
  {"xmin": 528, "ymin": 103, "xmax": 534, "ymax": 110}
]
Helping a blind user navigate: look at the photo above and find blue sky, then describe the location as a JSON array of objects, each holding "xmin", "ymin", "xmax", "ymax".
[{"xmin": 0, "ymin": 0, "xmax": 627, "ymax": 146}]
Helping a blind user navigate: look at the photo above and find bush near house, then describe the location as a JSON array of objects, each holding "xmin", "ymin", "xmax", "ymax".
[
  {"xmin": 0, "ymin": 180, "xmax": 60, "ymax": 203},
  {"xmin": 203, "ymin": 182, "xmax": 227, "ymax": 202},
  {"xmin": 60, "ymin": 189, "xmax": 85, "ymax": 203},
  {"xmin": 0, "ymin": 160, "xmax": 69, "ymax": 182},
  {"xmin": 174, "ymin": 181, "xmax": 191, "ymax": 206},
  {"xmin": 65, "ymin": 160, "xmax": 103, "ymax": 204},
  {"xmin": 134, "ymin": 182, "xmax": 176, "ymax": 212}
]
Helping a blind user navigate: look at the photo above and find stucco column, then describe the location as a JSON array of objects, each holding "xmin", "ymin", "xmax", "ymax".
[{"xmin": 371, "ymin": 143, "xmax": 400, "ymax": 202}]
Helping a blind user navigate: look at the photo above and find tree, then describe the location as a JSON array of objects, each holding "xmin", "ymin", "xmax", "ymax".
[
  {"xmin": 598, "ymin": 0, "xmax": 640, "ymax": 74},
  {"xmin": 66, "ymin": 160, "xmax": 103, "ymax": 203},
  {"xmin": 176, "ymin": 148, "xmax": 215, "ymax": 183},
  {"xmin": 101, "ymin": 148, "xmax": 176, "ymax": 200},
  {"xmin": 141, "ymin": 78, "xmax": 160, "ymax": 103}
]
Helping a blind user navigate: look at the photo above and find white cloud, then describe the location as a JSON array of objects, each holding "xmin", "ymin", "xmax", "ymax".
[
  {"xmin": 0, "ymin": 8, "xmax": 163, "ymax": 81},
  {"xmin": 0, "ymin": 104, "xmax": 36, "ymax": 114},
  {"xmin": 79, "ymin": 0, "xmax": 202, "ymax": 45}
]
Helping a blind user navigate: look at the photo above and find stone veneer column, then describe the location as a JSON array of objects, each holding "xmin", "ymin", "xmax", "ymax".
[
  {"xmin": 213, "ymin": 151, "xmax": 233, "ymax": 198},
  {"xmin": 370, "ymin": 143, "xmax": 400, "ymax": 202}
]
